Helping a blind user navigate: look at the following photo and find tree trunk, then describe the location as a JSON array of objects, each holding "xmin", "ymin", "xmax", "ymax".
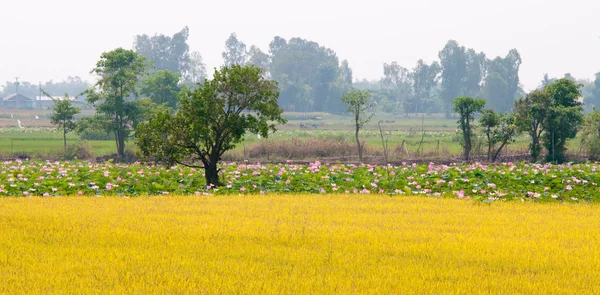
[
  {"xmin": 531, "ymin": 134, "xmax": 539, "ymax": 162},
  {"xmin": 63, "ymin": 123, "xmax": 67, "ymax": 149},
  {"xmin": 204, "ymin": 163, "xmax": 221, "ymax": 187},
  {"xmin": 117, "ymin": 131, "xmax": 125, "ymax": 157},
  {"xmin": 355, "ymin": 121, "xmax": 362, "ymax": 162}
]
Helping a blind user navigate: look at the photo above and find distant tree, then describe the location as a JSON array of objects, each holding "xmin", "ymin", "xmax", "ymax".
[
  {"xmin": 439, "ymin": 40, "xmax": 467, "ymax": 118},
  {"xmin": 268, "ymin": 36, "xmax": 287, "ymax": 57},
  {"xmin": 412, "ymin": 60, "xmax": 441, "ymax": 114},
  {"xmin": 134, "ymin": 27, "xmax": 191, "ymax": 75},
  {"xmin": 222, "ymin": 33, "xmax": 247, "ymax": 66},
  {"xmin": 0, "ymin": 78, "xmax": 90, "ymax": 101},
  {"xmin": 480, "ymin": 110, "xmax": 517, "ymax": 161},
  {"xmin": 540, "ymin": 73, "xmax": 557, "ymax": 89},
  {"xmin": 85, "ymin": 48, "xmax": 149, "ymax": 157},
  {"xmin": 341, "ymin": 89, "xmax": 374, "ymax": 162},
  {"xmin": 247, "ymin": 45, "xmax": 271, "ymax": 77},
  {"xmin": 585, "ymin": 72, "xmax": 600, "ymax": 108},
  {"xmin": 453, "ymin": 96, "xmax": 486, "ymax": 161},
  {"xmin": 514, "ymin": 89, "xmax": 552, "ymax": 162},
  {"xmin": 502, "ymin": 49, "xmax": 522, "ymax": 103},
  {"xmin": 43, "ymin": 76, "xmax": 90, "ymax": 99},
  {"xmin": 464, "ymin": 49, "xmax": 487, "ymax": 97},
  {"xmin": 579, "ymin": 108, "xmax": 600, "ymax": 160},
  {"xmin": 542, "ymin": 78, "xmax": 584, "ymax": 163},
  {"xmin": 382, "ymin": 61, "xmax": 412, "ymax": 115},
  {"xmin": 563, "ymin": 73, "xmax": 576, "ymax": 82},
  {"xmin": 136, "ymin": 65, "xmax": 285, "ymax": 187},
  {"xmin": 183, "ymin": 51, "xmax": 207, "ymax": 86},
  {"xmin": 339, "ymin": 60, "xmax": 353, "ymax": 85},
  {"xmin": 269, "ymin": 37, "xmax": 342, "ymax": 112},
  {"xmin": 482, "ymin": 72, "xmax": 510, "ymax": 112},
  {"xmin": 487, "ymin": 49, "xmax": 522, "ymax": 106},
  {"xmin": 0, "ymin": 80, "xmax": 39, "ymax": 99},
  {"xmin": 51, "ymin": 96, "xmax": 81, "ymax": 149},
  {"xmin": 480, "ymin": 109, "xmax": 500, "ymax": 161},
  {"xmin": 141, "ymin": 70, "xmax": 181, "ymax": 109},
  {"xmin": 313, "ymin": 61, "xmax": 340, "ymax": 112}
]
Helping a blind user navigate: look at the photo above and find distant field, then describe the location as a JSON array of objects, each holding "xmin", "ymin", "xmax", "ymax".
[
  {"xmin": 0, "ymin": 109, "xmax": 584, "ymax": 160},
  {"xmin": 1, "ymin": 195, "xmax": 600, "ymax": 294}
]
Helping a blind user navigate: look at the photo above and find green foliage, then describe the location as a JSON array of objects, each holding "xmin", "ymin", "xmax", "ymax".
[
  {"xmin": 453, "ymin": 96, "xmax": 486, "ymax": 161},
  {"xmin": 580, "ymin": 109, "xmax": 600, "ymax": 159},
  {"xmin": 514, "ymin": 89, "xmax": 551, "ymax": 162},
  {"xmin": 341, "ymin": 89, "xmax": 374, "ymax": 162},
  {"xmin": 141, "ymin": 70, "xmax": 181, "ymax": 109},
  {"xmin": 479, "ymin": 110, "xmax": 518, "ymax": 161},
  {"xmin": 1, "ymin": 160, "xmax": 599, "ymax": 203},
  {"xmin": 50, "ymin": 96, "xmax": 81, "ymax": 148},
  {"xmin": 136, "ymin": 65, "xmax": 286, "ymax": 187},
  {"xmin": 542, "ymin": 78, "xmax": 584, "ymax": 163},
  {"xmin": 85, "ymin": 48, "xmax": 149, "ymax": 157}
]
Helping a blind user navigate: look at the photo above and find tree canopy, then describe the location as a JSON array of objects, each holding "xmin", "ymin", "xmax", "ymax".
[
  {"xmin": 85, "ymin": 48, "xmax": 149, "ymax": 157},
  {"xmin": 136, "ymin": 65, "xmax": 286, "ymax": 187}
]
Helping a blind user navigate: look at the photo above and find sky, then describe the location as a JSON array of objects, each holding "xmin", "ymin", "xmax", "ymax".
[{"xmin": 0, "ymin": 0, "xmax": 598, "ymax": 92}]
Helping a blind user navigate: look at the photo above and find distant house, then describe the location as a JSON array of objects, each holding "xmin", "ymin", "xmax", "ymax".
[
  {"xmin": 2, "ymin": 94, "xmax": 33, "ymax": 108},
  {"xmin": 34, "ymin": 95, "xmax": 79, "ymax": 108}
]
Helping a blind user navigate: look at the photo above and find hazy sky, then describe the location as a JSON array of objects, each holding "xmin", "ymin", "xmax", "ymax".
[{"xmin": 1, "ymin": 0, "xmax": 598, "ymax": 91}]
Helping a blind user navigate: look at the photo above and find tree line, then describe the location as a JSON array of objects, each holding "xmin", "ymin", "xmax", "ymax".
[{"xmin": 3, "ymin": 27, "xmax": 600, "ymax": 117}]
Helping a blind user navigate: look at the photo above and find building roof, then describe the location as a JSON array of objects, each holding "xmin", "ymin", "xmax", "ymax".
[
  {"xmin": 35, "ymin": 96, "xmax": 76, "ymax": 101},
  {"xmin": 4, "ymin": 94, "xmax": 32, "ymax": 101}
]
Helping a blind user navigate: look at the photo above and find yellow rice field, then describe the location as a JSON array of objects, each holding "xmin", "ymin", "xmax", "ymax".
[{"xmin": 1, "ymin": 195, "xmax": 600, "ymax": 294}]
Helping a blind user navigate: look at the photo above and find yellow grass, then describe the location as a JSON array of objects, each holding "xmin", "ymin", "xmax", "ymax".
[{"xmin": 1, "ymin": 195, "xmax": 600, "ymax": 294}]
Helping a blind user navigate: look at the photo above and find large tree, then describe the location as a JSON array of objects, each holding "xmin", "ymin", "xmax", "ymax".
[
  {"xmin": 412, "ymin": 59, "xmax": 441, "ymax": 114},
  {"xmin": 134, "ymin": 27, "xmax": 191, "ymax": 75},
  {"xmin": 136, "ymin": 65, "xmax": 286, "ymax": 187},
  {"xmin": 85, "ymin": 48, "xmax": 149, "ymax": 157},
  {"xmin": 453, "ymin": 96, "xmax": 486, "ymax": 161},
  {"xmin": 439, "ymin": 40, "xmax": 467, "ymax": 118},
  {"xmin": 542, "ymin": 78, "xmax": 584, "ymax": 163},
  {"xmin": 269, "ymin": 36, "xmax": 342, "ymax": 112},
  {"xmin": 382, "ymin": 61, "xmax": 412, "ymax": 115},
  {"xmin": 463, "ymin": 49, "xmax": 487, "ymax": 98},
  {"xmin": 486, "ymin": 49, "xmax": 522, "ymax": 111},
  {"xmin": 514, "ymin": 89, "xmax": 551, "ymax": 162}
]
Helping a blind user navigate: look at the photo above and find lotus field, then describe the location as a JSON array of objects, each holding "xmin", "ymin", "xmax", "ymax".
[{"xmin": 1, "ymin": 159, "xmax": 599, "ymax": 202}]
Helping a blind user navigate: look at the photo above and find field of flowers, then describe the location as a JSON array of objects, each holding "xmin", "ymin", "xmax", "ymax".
[
  {"xmin": 1, "ymin": 195, "xmax": 600, "ymax": 293},
  {"xmin": 1, "ymin": 159, "xmax": 599, "ymax": 202}
]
